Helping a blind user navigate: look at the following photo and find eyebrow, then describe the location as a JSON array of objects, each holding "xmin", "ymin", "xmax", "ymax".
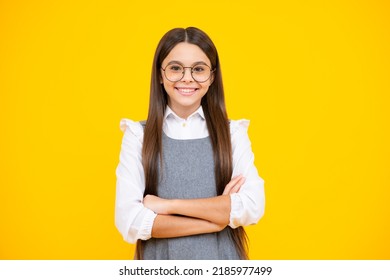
[{"xmin": 166, "ymin": 60, "xmax": 210, "ymax": 67}]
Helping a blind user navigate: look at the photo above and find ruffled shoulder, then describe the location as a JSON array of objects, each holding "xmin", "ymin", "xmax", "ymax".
[
  {"xmin": 229, "ymin": 119, "xmax": 250, "ymax": 135},
  {"xmin": 119, "ymin": 118, "xmax": 144, "ymax": 141}
]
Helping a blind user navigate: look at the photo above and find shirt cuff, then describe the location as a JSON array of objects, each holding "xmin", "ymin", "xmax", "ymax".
[
  {"xmin": 229, "ymin": 193, "xmax": 244, "ymax": 229},
  {"xmin": 131, "ymin": 208, "xmax": 157, "ymax": 241}
]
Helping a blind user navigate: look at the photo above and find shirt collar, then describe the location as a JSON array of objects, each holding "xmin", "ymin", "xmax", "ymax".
[{"xmin": 164, "ymin": 105, "xmax": 205, "ymax": 121}]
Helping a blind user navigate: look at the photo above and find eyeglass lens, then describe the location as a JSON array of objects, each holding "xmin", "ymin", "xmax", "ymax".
[{"xmin": 163, "ymin": 63, "xmax": 212, "ymax": 83}]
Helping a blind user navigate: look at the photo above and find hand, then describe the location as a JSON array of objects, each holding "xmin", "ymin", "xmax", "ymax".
[
  {"xmin": 223, "ymin": 175, "xmax": 246, "ymax": 195},
  {"xmin": 143, "ymin": 194, "xmax": 171, "ymax": 214}
]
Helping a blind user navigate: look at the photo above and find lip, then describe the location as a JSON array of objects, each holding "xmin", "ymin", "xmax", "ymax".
[{"xmin": 175, "ymin": 87, "xmax": 199, "ymax": 96}]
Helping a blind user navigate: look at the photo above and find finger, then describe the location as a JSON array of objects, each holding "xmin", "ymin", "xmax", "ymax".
[
  {"xmin": 229, "ymin": 177, "xmax": 246, "ymax": 194},
  {"xmin": 229, "ymin": 184, "xmax": 241, "ymax": 194},
  {"xmin": 223, "ymin": 181, "xmax": 235, "ymax": 195},
  {"xmin": 223, "ymin": 175, "xmax": 243, "ymax": 194},
  {"xmin": 222, "ymin": 175, "xmax": 241, "ymax": 195},
  {"xmin": 225, "ymin": 175, "xmax": 242, "ymax": 188},
  {"xmin": 143, "ymin": 195, "xmax": 156, "ymax": 207}
]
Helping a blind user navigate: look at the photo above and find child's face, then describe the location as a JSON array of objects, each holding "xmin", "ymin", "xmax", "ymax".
[{"xmin": 161, "ymin": 42, "xmax": 213, "ymax": 119}]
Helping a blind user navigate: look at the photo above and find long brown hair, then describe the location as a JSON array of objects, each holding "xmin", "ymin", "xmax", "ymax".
[{"xmin": 137, "ymin": 27, "xmax": 248, "ymax": 259}]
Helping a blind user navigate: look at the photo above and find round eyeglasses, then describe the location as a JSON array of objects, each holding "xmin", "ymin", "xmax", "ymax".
[{"xmin": 161, "ymin": 63, "xmax": 214, "ymax": 83}]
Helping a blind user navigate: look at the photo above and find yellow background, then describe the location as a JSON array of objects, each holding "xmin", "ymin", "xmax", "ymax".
[{"xmin": 1, "ymin": 0, "xmax": 389, "ymax": 259}]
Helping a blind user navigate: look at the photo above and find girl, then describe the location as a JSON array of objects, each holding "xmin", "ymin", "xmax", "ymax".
[{"xmin": 115, "ymin": 27, "xmax": 265, "ymax": 259}]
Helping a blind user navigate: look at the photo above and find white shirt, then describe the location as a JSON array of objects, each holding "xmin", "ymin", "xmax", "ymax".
[{"xmin": 115, "ymin": 106, "xmax": 265, "ymax": 244}]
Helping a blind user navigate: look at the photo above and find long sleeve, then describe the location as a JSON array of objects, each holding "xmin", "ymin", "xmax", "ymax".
[
  {"xmin": 115, "ymin": 119, "xmax": 157, "ymax": 243},
  {"xmin": 229, "ymin": 120, "xmax": 265, "ymax": 228}
]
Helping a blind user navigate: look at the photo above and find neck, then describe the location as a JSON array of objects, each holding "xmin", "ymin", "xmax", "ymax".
[{"xmin": 168, "ymin": 104, "xmax": 200, "ymax": 120}]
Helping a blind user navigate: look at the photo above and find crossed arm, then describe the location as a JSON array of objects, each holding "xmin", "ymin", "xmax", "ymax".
[
  {"xmin": 116, "ymin": 119, "xmax": 264, "ymax": 243},
  {"xmin": 143, "ymin": 175, "xmax": 246, "ymax": 238}
]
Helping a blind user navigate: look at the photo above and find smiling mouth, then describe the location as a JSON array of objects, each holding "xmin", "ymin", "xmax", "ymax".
[{"xmin": 175, "ymin": 87, "xmax": 198, "ymax": 96}]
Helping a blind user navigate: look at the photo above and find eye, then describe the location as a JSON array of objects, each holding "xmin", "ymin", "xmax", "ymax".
[
  {"xmin": 168, "ymin": 64, "xmax": 183, "ymax": 72},
  {"xmin": 192, "ymin": 65, "xmax": 206, "ymax": 73}
]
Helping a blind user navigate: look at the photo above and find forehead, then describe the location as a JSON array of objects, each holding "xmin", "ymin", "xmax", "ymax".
[{"xmin": 163, "ymin": 42, "xmax": 211, "ymax": 65}]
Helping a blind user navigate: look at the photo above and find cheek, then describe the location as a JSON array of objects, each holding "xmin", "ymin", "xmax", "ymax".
[
  {"xmin": 203, "ymin": 82, "xmax": 212, "ymax": 93},
  {"xmin": 162, "ymin": 79, "xmax": 172, "ymax": 88},
  {"xmin": 200, "ymin": 85, "xmax": 211, "ymax": 97}
]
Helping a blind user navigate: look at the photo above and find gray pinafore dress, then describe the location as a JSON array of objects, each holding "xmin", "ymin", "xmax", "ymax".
[{"xmin": 142, "ymin": 128, "xmax": 240, "ymax": 259}]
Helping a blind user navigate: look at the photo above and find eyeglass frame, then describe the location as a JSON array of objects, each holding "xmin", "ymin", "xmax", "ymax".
[{"xmin": 161, "ymin": 62, "xmax": 215, "ymax": 83}]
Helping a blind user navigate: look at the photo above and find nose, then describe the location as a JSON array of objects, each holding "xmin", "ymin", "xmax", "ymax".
[{"xmin": 182, "ymin": 67, "xmax": 194, "ymax": 82}]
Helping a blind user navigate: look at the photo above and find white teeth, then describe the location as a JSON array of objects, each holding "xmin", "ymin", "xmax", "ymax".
[{"xmin": 178, "ymin": 88, "xmax": 196, "ymax": 93}]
